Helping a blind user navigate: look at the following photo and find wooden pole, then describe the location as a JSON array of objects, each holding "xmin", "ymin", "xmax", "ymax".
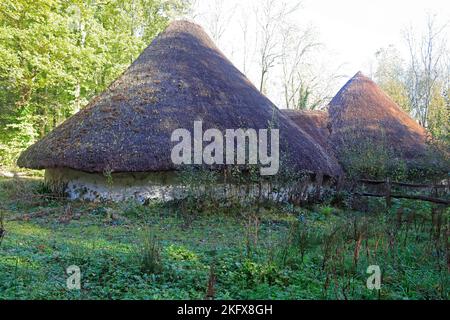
[{"xmin": 385, "ymin": 177, "xmax": 392, "ymax": 208}]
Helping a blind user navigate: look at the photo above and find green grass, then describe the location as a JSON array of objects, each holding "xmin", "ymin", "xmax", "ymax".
[{"xmin": 0, "ymin": 176, "xmax": 448, "ymax": 300}]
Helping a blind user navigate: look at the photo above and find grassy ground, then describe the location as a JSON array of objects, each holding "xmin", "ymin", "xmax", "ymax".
[{"xmin": 0, "ymin": 176, "xmax": 448, "ymax": 300}]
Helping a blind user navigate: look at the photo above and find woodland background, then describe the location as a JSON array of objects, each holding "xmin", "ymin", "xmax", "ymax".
[{"xmin": 0, "ymin": 0, "xmax": 448, "ymax": 167}]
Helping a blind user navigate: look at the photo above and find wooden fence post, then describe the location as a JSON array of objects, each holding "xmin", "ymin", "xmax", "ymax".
[
  {"xmin": 385, "ymin": 177, "xmax": 392, "ymax": 208},
  {"xmin": 433, "ymin": 181, "xmax": 439, "ymax": 198},
  {"xmin": 354, "ymin": 178, "xmax": 449, "ymax": 205}
]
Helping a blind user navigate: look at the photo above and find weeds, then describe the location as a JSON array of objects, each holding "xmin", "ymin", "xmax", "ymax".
[
  {"xmin": 205, "ymin": 262, "xmax": 216, "ymax": 300},
  {"xmin": 0, "ymin": 175, "xmax": 448, "ymax": 300},
  {"xmin": 0, "ymin": 210, "xmax": 5, "ymax": 246},
  {"xmin": 138, "ymin": 228, "xmax": 163, "ymax": 275}
]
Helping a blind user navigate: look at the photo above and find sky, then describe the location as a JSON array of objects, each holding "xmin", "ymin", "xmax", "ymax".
[
  {"xmin": 186, "ymin": 0, "xmax": 450, "ymax": 108},
  {"xmin": 302, "ymin": 0, "xmax": 450, "ymax": 75}
]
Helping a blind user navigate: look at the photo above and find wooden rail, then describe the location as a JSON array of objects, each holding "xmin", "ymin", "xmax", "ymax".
[
  {"xmin": 353, "ymin": 178, "xmax": 449, "ymax": 206},
  {"xmin": 354, "ymin": 192, "xmax": 450, "ymax": 205},
  {"xmin": 358, "ymin": 179, "xmax": 448, "ymax": 189}
]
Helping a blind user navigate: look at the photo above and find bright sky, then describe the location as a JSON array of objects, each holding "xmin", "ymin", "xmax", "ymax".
[
  {"xmin": 187, "ymin": 0, "xmax": 450, "ymax": 108},
  {"xmin": 302, "ymin": 0, "xmax": 450, "ymax": 75}
]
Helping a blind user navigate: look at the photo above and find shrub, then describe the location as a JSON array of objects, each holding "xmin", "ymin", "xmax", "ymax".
[
  {"xmin": 319, "ymin": 206, "xmax": 334, "ymax": 216},
  {"xmin": 166, "ymin": 245, "xmax": 198, "ymax": 262},
  {"xmin": 277, "ymin": 217, "xmax": 314, "ymax": 268},
  {"xmin": 237, "ymin": 259, "xmax": 283, "ymax": 287}
]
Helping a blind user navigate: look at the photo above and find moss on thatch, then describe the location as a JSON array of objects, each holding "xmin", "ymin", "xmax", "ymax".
[{"xmin": 17, "ymin": 21, "xmax": 341, "ymax": 177}]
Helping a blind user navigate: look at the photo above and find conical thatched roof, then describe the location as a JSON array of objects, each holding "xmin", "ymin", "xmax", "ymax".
[
  {"xmin": 281, "ymin": 110, "xmax": 331, "ymax": 151},
  {"xmin": 17, "ymin": 21, "xmax": 341, "ymax": 176},
  {"xmin": 328, "ymin": 71, "xmax": 429, "ymax": 162}
]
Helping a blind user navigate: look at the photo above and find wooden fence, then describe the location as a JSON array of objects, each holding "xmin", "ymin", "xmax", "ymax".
[{"xmin": 352, "ymin": 178, "xmax": 450, "ymax": 206}]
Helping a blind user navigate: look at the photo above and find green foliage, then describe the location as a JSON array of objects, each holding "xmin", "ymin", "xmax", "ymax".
[
  {"xmin": 0, "ymin": 0, "xmax": 189, "ymax": 166},
  {"xmin": 337, "ymin": 127, "xmax": 410, "ymax": 180},
  {"xmin": 293, "ymin": 84, "xmax": 321, "ymax": 110},
  {"xmin": 119, "ymin": 200, "xmax": 147, "ymax": 219},
  {"xmin": 0, "ymin": 176, "xmax": 448, "ymax": 300},
  {"xmin": 319, "ymin": 205, "xmax": 334, "ymax": 217},
  {"xmin": 166, "ymin": 245, "xmax": 198, "ymax": 262},
  {"xmin": 340, "ymin": 131, "xmax": 450, "ymax": 181},
  {"xmin": 374, "ymin": 44, "xmax": 449, "ymax": 141}
]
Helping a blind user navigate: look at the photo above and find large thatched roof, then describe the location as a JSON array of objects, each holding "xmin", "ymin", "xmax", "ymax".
[
  {"xmin": 281, "ymin": 110, "xmax": 330, "ymax": 151},
  {"xmin": 17, "ymin": 21, "xmax": 341, "ymax": 176},
  {"xmin": 328, "ymin": 71, "xmax": 429, "ymax": 162}
]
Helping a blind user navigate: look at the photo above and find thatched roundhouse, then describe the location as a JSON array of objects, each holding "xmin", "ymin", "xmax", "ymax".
[
  {"xmin": 328, "ymin": 71, "xmax": 432, "ymax": 172},
  {"xmin": 282, "ymin": 72, "xmax": 447, "ymax": 177},
  {"xmin": 17, "ymin": 21, "xmax": 341, "ymax": 202}
]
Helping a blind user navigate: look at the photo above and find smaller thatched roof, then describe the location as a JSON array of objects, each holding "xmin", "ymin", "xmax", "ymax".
[
  {"xmin": 328, "ymin": 71, "xmax": 429, "ymax": 163},
  {"xmin": 281, "ymin": 109, "xmax": 330, "ymax": 151}
]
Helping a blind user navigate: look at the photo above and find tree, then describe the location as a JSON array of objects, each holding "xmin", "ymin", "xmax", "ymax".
[
  {"xmin": 254, "ymin": 0, "xmax": 300, "ymax": 94},
  {"xmin": 373, "ymin": 14, "xmax": 449, "ymax": 139},
  {"xmin": 374, "ymin": 45, "xmax": 410, "ymax": 113},
  {"xmin": 238, "ymin": 5, "xmax": 251, "ymax": 75},
  {"xmin": 203, "ymin": 0, "xmax": 236, "ymax": 43},
  {"xmin": 403, "ymin": 13, "xmax": 448, "ymax": 128},
  {"xmin": 280, "ymin": 23, "xmax": 321, "ymax": 109},
  {"xmin": 0, "ymin": 0, "xmax": 188, "ymax": 166}
]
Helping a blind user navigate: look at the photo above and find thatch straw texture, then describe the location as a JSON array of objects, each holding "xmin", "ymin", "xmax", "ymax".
[
  {"xmin": 18, "ymin": 21, "xmax": 341, "ymax": 176},
  {"xmin": 328, "ymin": 72, "xmax": 429, "ymax": 162},
  {"xmin": 281, "ymin": 110, "xmax": 331, "ymax": 151}
]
